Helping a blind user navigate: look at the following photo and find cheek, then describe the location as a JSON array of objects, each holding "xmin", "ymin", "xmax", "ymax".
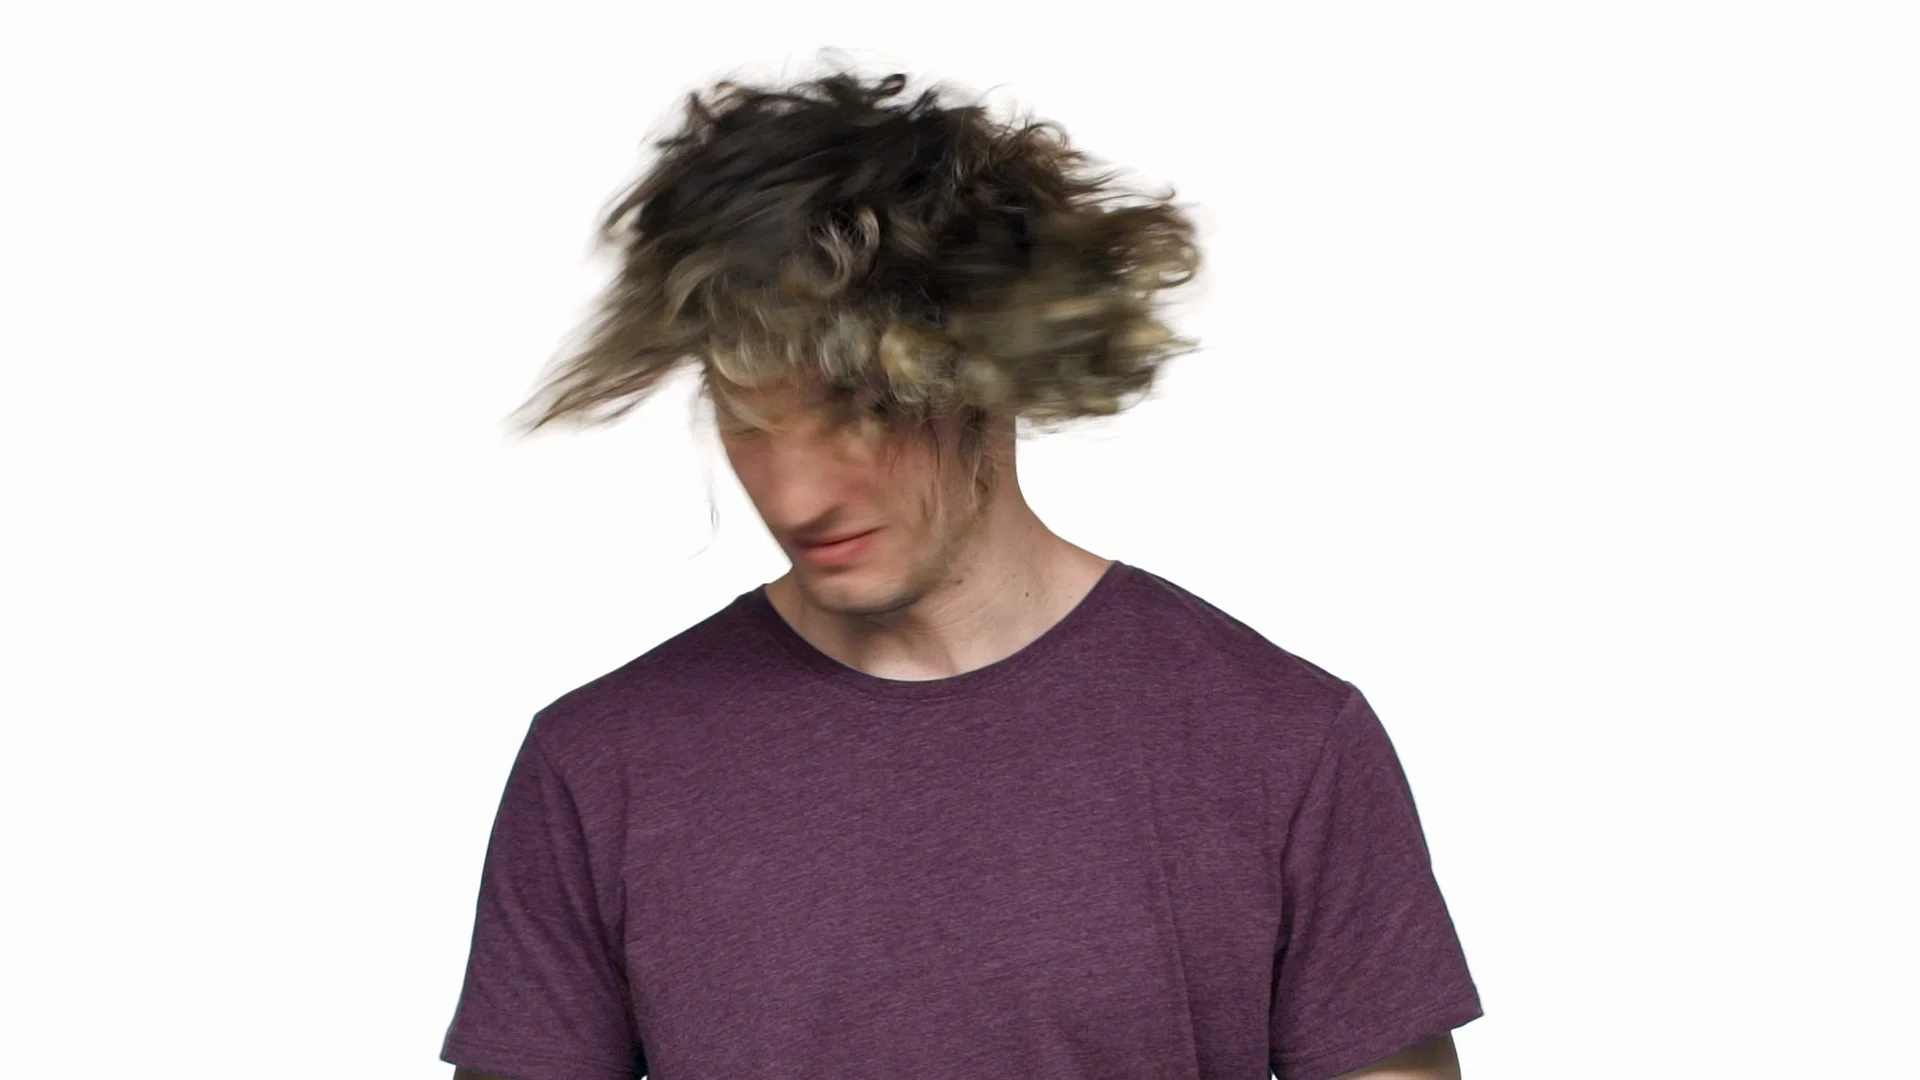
[{"xmin": 872, "ymin": 449, "xmax": 936, "ymax": 515}]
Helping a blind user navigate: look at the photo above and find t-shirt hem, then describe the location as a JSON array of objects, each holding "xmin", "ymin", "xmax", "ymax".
[
  {"xmin": 440, "ymin": 1034, "xmax": 638, "ymax": 1080},
  {"xmin": 1272, "ymin": 992, "xmax": 1484, "ymax": 1079}
]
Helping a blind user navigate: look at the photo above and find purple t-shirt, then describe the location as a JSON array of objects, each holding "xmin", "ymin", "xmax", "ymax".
[{"xmin": 441, "ymin": 560, "xmax": 1481, "ymax": 1079}]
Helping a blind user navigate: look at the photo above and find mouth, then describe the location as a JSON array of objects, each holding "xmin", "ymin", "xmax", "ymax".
[{"xmin": 794, "ymin": 528, "xmax": 879, "ymax": 568}]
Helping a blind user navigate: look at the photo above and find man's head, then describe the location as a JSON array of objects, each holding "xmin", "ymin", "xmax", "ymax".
[
  {"xmin": 509, "ymin": 66, "xmax": 1199, "ymax": 606},
  {"xmin": 706, "ymin": 368, "xmax": 1011, "ymax": 615}
]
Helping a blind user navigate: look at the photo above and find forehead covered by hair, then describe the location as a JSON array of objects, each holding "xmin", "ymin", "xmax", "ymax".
[{"xmin": 510, "ymin": 66, "xmax": 1200, "ymax": 436}]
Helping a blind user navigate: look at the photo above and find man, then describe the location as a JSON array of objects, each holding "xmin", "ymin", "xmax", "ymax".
[{"xmin": 442, "ymin": 67, "xmax": 1482, "ymax": 1080}]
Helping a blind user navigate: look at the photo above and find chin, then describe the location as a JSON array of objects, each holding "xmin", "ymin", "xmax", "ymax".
[{"xmin": 798, "ymin": 563, "xmax": 922, "ymax": 617}]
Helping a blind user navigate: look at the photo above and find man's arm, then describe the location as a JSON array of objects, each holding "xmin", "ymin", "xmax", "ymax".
[
  {"xmin": 1333, "ymin": 1032, "xmax": 1462, "ymax": 1079},
  {"xmin": 451, "ymin": 1070, "xmax": 514, "ymax": 1080}
]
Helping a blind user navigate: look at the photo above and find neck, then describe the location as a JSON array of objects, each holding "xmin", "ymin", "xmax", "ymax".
[{"xmin": 765, "ymin": 493, "xmax": 1112, "ymax": 683}]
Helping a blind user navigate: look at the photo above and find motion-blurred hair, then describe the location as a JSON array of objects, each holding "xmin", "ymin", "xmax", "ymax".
[{"xmin": 507, "ymin": 63, "xmax": 1201, "ymax": 443}]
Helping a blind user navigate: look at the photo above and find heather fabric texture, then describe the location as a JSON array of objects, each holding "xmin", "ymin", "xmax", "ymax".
[{"xmin": 441, "ymin": 561, "xmax": 1481, "ymax": 1079}]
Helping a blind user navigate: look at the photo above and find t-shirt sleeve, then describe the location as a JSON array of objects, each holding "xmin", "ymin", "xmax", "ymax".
[
  {"xmin": 1268, "ymin": 684, "xmax": 1483, "ymax": 1080},
  {"xmin": 441, "ymin": 723, "xmax": 647, "ymax": 1080}
]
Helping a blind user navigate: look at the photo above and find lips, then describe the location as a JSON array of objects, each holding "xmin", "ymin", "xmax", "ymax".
[
  {"xmin": 793, "ymin": 528, "xmax": 879, "ymax": 568},
  {"xmin": 798, "ymin": 529, "xmax": 876, "ymax": 548}
]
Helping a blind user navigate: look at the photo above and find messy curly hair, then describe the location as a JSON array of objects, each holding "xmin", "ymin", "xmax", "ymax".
[{"xmin": 505, "ymin": 66, "xmax": 1201, "ymax": 448}]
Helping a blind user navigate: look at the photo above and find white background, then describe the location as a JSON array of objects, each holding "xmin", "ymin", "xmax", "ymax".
[{"xmin": 3, "ymin": 2, "xmax": 1914, "ymax": 1077}]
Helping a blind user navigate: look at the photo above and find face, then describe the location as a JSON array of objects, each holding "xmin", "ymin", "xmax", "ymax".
[{"xmin": 714, "ymin": 376, "xmax": 994, "ymax": 617}]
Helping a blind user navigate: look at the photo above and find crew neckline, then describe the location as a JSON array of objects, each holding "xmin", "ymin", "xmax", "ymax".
[{"xmin": 741, "ymin": 559, "xmax": 1132, "ymax": 702}]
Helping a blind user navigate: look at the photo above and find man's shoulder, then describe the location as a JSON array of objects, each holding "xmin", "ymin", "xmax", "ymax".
[
  {"xmin": 1114, "ymin": 562, "xmax": 1354, "ymax": 714},
  {"xmin": 521, "ymin": 588, "xmax": 759, "ymax": 761}
]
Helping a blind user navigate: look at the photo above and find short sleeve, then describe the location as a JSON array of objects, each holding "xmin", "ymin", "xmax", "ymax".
[
  {"xmin": 441, "ymin": 724, "xmax": 647, "ymax": 1080},
  {"xmin": 1268, "ymin": 684, "xmax": 1482, "ymax": 1080}
]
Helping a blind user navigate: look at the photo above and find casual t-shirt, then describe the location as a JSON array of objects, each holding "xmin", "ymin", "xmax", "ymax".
[{"xmin": 440, "ymin": 559, "xmax": 1482, "ymax": 1080}]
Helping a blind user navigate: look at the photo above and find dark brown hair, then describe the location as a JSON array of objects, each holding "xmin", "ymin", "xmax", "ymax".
[{"xmin": 505, "ymin": 65, "xmax": 1202, "ymax": 450}]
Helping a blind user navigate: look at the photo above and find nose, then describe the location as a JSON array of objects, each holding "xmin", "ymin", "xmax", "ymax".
[{"xmin": 742, "ymin": 421, "xmax": 867, "ymax": 538}]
